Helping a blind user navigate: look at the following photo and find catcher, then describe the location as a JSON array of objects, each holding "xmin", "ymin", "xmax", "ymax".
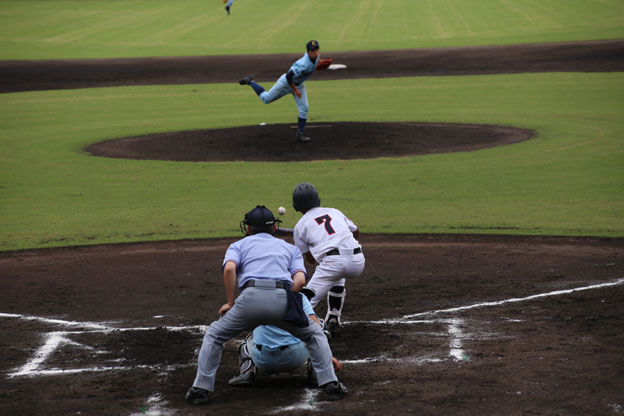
[
  {"xmin": 228, "ymin": 293, "xmax": 342, "ymax": 387},
  {"xmin": 239, "ymin": 40, "xmax": 333, "ymax": 143}
]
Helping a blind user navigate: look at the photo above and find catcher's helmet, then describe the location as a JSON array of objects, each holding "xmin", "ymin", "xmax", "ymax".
[
  {"xmin": 240, "ymin": 205, "xmax": 282, "ymax": 236},
  {"xmin": 292, "ymin": 182, "xmax": 321, "ymax": 213}
]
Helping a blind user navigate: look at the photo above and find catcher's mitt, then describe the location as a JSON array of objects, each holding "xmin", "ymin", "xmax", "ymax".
[{"xmin": 315, "ymin": 58, "xmax": 333, "ymax": 70}]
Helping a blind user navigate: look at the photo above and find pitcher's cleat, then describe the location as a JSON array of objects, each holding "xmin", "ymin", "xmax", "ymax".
[
  {"xmin": 296, "ymin": 132, "xmax": 311, "ymax": 143},
  {"xmin": 239, "ymin": 75, "xmax": 255, "ymax": 85}
]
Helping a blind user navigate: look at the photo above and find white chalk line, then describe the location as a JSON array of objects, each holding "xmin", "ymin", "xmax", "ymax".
[
  {"xmin": 270, "ymin": 388, "xmax": 322, "ymax": 413},
  {"xmin": 341, "ymin": 355, "xmax": 444, "ymax": 365},
  {"xmin": 352, "ymin": 277, "xmax": 624, "ymax": 324},
  {"xmin": 2, "ymin": 277, "xmax": 622, "ymax": 415},
  {"xmin": 1, "ymin": 315, "xmax": 206, "ymax": 378},
  {"xmin": 5, "ymin": 278, "xmax": 621, "ymax": 378},
  {"xmin": 343, "ymin": 278, "xmax": 624, "ymax": 365},
  {"xmin": 129, "ymin": 393, "xmax": 177, "ymax": 416}
]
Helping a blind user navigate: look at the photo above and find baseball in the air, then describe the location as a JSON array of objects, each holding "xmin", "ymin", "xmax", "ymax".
[{"xmin": 277, "ymin": 206, "xmax": 286, "ymax": 215}]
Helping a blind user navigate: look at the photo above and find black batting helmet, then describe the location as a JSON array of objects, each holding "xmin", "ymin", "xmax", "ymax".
[
  {"xmin": 292, "ymin": 182, "xmax": 321, "ymax": 213},
  {"xmin": 240, "ymin": 205, "xmax": 282, "ymax": 236}
]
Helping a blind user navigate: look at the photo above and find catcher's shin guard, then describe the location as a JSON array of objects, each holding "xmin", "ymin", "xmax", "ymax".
[
  {"xmin": 238, "ymin": 334, "xmax": 255, "ymax": 374},
  {"xmin": 325, "ymin": 286, "xmax": 346, "ymax": 324}
]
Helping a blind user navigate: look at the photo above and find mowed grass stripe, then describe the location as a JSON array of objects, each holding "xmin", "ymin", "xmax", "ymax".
[
  {"xmin": 1, "ymin": 0, "xmax": 623, "ymax": 59},
  {"xmin": 0, "ymin": 73, "xmax": 622, "ymax": 250}
]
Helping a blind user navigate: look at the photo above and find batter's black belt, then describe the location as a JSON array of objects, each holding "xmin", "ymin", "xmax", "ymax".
[
  {"xmin": 326, "ymin": 247, "xmax": 362, "ymax": 256},
  {"xmin": 241, "ymin": 279, "xmax": 288, "ymax": 291},
  {"xmin": 256, "ymin": 344, "xmax": 289, "ymax": 351}
]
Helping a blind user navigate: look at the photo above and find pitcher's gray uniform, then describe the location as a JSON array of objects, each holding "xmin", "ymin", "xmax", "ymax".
[{"xmin": 292, "ymin": 183, "xmax": 365, "ymax": 332}]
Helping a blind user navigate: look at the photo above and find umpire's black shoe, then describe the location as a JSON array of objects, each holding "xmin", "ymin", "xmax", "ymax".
[
  {"xmin": 296, "ymin": 132, "xmax": 311, "ymax": 143},
  {"xmin": 185, "ymin": 386, "xmax": 210, "ymax": 405},
  {"xmin": 320, "ymin": 381, "xmax": 348, "ymax": 401},
  {"xmin": 239, "ymin": 74, "xmax": 254, "ymax": 85}
]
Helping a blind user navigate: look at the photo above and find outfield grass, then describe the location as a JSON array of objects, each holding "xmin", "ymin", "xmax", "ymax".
[
  {"xmin": 1, "ymin": 73, "xmax": 623, "ymax": 250},
  {"xmin": 0, "ymin": 0, "xmax": 623, "ymax": 59}
]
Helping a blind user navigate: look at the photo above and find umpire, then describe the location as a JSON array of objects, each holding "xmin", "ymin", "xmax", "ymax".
[{"xmin": 186, "ymin": 205, "xmax": 348, "ymax": 405}]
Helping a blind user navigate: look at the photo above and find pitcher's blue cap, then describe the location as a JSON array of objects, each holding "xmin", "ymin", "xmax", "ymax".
[{"xmin": 306, "ymin": 40, "xmax": 320, "ymax": 51}]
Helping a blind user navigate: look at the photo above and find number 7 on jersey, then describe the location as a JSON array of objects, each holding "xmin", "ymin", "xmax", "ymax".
[{"xmin": 315, "ymin": 215, "xmax": 335, "ymax": 235}]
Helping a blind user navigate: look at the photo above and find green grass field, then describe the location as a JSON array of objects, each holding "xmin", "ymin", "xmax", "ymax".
[
  {"xmin": 1, "ymin": 73, "xmax": 623, "ymax": 250},
  {"xmin": 0, "ymin": 0, "xmax": 623, "ymax": 250},
  {"xmin": 1, "ymin": 0, "xmax": 623, "ymax": 59}
]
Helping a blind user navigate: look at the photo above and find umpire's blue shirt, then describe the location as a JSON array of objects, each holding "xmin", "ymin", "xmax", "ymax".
[{"xmin": 223, "ymin": 233, "xmax": 306, "ymax": 289}]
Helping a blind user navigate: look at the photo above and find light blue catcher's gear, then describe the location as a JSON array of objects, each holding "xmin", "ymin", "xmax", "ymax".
[{"xmin": 235, "ymin": 296, "xmax": 317, "ymax": 376}]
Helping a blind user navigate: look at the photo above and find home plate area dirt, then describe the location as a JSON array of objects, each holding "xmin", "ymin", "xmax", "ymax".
[{"xmin": 0, "ymin": 234, "xmax": 623, "ymax": 415}]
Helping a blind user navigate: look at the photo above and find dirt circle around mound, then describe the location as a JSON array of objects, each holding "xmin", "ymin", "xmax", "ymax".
[{"xmin": 85, "ymin": 122, "xmax": 535, "ymax": 162}]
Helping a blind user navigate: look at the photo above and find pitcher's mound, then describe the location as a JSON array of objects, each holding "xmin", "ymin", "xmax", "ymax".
[{"xmin": 86, "ymin": 122, "xmax": 534, "ymax": 162}]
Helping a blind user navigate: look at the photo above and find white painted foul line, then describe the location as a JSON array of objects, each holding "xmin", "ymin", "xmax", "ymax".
[
  {"xmin": 3, "ymin": 278, "xmax": 622, "ymax": 382},
  {"xmin": 350, "ymin": 278, "xmax": 624, "ymax": 324}
]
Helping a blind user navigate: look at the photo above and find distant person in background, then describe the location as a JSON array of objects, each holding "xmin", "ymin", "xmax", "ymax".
[{"xmin": 223, "ymin": 0, "xmax": 233, "ymax": 15}]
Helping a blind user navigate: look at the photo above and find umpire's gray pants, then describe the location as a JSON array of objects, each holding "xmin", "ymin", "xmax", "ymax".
[{"xmin": 192, "ymin": 286, "xmax": 337, "ymax": 391}]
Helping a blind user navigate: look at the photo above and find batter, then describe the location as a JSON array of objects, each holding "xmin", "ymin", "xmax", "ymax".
[{"xmin": 292, "ymin": 183, "xmax": 366, "ymax": 334}]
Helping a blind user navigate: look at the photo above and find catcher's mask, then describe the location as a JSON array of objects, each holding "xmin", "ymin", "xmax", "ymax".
[
  {"xmin": 240, "ymin": 205, "xmax": 282, "ymax": 236},
  {"xmin": 292, "ymin": 182, "xmax": 321, "ymax": 213}
]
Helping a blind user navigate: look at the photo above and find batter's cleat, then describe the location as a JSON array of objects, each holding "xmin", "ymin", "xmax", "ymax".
[
  {"xmin": 228, "ymin": 371, "xmax": 255, "ymax": 386},
  {"xmin": 185, "ymin": 386, "xmax": 210, "ymax": 405},
  {"xmin": 296, "ymin": 132, "xmax": 311, "ymax": 143},
  {"xmin": 239, "ymin": 74, "xmax": 254, "ymax": 85},
  {"xmin": 326, "ymin": 316, "xmax": 341, "ymax": 335},
  {"xmin": 320, "ymin": 381, "xmax": 348, "ymax": 401}
]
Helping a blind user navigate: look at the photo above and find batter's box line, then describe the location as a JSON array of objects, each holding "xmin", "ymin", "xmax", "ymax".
[
  {"xmin": 0, "ymin": 318, "xmax": 207, "ymax": 379},
  {"xmin": 348, "ymin": 277, "xmax": 624, "ymax": 325}
]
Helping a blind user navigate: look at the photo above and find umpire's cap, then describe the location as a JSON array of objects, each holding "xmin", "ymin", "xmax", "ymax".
[
  {"xmin": 306, "ymin": 40, "xmax": 320, "ymax": 51},
  {"xmin": 240, "ymin": 205, "xmax": 282, "ymax": 235},
  {"xmin": 292, "ymin": 182, "xmax": 321, "ymax": 213}
]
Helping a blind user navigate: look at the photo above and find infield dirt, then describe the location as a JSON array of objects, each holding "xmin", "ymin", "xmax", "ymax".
[{"xmin": 0, "ymin": 235, "xmax": 623, "ymax": 415}]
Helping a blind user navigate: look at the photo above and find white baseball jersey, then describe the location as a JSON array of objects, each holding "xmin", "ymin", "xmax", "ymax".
[{"xmin": 293, "ymin": 207, "xmax": 360, "ymax": 262}]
